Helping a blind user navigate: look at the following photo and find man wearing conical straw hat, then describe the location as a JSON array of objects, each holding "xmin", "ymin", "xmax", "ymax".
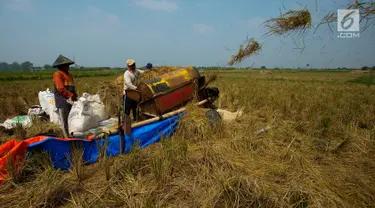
[{"xmin": 52, "ymin": 55, "xmax": 78, "ymax": 137}]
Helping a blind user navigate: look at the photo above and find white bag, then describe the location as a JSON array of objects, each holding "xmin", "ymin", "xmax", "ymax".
[
  {"xmin": 89, "ymin": 94, "xmax": 109, "ymax": 122},
  {"xmin": 2, "ymin": 115, "xmax": 32, "ymax": 129},
  {"xmin": 27, "ymin": 105, "xmax": 44, "ymax": 116},
  {"xmin": 68, "ymin": 97, "xmax": 99, "ymax": 133},
  {"xmin": 82, "ymin": 93, "xmax": 109, "ymax": 122},
  {"xmin": 38, "ymin": 89, "xmax": 60, "ymax": 124}
]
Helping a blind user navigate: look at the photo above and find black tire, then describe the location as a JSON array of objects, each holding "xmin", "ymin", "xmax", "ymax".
[{"xmin": 205, "ymin": 109, "xmax": 221, "ymax": 127}]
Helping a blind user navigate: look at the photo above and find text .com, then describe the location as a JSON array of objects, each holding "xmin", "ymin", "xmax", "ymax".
[{"xmin": 337, "ymin": 33, "xmax": 360, "ymax": 38}]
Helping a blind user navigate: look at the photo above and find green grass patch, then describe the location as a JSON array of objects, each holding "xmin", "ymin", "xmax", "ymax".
[
  {"xmin": 0, "ymin": 69, "xmax": 123, "ymax": 81},
  {"xmin": 349, "ymin": 73, "xmax": 375, "ymax": 85}
]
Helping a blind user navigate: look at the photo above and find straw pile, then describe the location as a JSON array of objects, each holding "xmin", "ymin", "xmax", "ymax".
[
  {"xmin": 263, "ymin": 9, "xmax": 311, "ymax": 36},
  {"xmin": 260, "ymin": 70, "xmax": 273, "ymax": 75},
  {"xmin": 228, "ymin": 38, "xmax": 262, "ymax": 66},
  {"xmin": 175, "ymin": 102, "xmax": 223, "ymax": 141},
  {"xmin": 97, "ymin": 81, "xmax": 123, "ymax": 117},
  {"xmin": 351, "ymin": 70, "xmax": 369, "ymax": 74},
  {"xmin": 139, "ymin": 66, "xmax": 185, "ymax": 83}
]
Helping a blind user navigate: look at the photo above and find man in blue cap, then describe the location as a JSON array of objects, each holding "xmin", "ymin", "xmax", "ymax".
[{"xmin": 145, "ymin": 63, "xmax": 153, "ymax": 70}]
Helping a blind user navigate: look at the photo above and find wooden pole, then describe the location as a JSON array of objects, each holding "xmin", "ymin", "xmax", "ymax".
[
  {"xmin": 92, "ymin": 99, "xmax": 208, "ymax": 139},
  {"xmin": 118, "ymin": 97, "xmax": 123, "ymax": 154},
  {"xmin": 132, "ymin": 99, "xmax": 208, "ymax": 128}
]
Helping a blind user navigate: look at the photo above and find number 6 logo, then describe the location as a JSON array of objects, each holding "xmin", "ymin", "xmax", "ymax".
[
  {"xmin": 341, "ymin": 11, "xmax": 355, "ymax": 30},
  {"xmin": 337, "ymin": 9, "xmax": 360, "ymax": 32}
]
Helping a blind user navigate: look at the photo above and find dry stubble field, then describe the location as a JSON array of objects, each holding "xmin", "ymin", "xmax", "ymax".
[{"xmin": 0, "ymin": 70, "xmax": 375, "ymax": 208}]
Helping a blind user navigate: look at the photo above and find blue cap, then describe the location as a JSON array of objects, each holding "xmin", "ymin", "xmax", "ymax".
[{"xmin": 146, "ymin": 63, "xmax": 152, "ymax": 69}]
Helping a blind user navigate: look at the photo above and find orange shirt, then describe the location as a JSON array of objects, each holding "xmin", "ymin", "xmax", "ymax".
[{"xmin": 53, "ymin": 70, "xmax": 75, "ymax": 98}]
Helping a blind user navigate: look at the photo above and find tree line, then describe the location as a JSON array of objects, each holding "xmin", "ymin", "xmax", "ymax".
[
  {"xmin": 0, "ymin": 61, "xmax": 112, "ymax": 72},
  {"xmin": 1, "ymin": 61, "xmax": 374, "ymax": 72},
  {"xmin": 0, "ymin": 61, "xmax": 58, "ymax": 72}
]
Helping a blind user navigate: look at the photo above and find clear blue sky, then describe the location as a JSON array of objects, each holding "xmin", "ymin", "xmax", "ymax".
[{"xmin": 0, "ymin": 0, "xmax": 374, "ymax": 68}]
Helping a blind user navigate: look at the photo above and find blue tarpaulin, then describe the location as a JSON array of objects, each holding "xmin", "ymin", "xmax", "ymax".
[{"xmin": 27, "ymin": 113, "xmax": 183, "ymax": 170}]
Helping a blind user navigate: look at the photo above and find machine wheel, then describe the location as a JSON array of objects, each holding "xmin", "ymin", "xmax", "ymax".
[{"xmin": 205, "ymin": 109, "xmax": 221, "ymax": 127}]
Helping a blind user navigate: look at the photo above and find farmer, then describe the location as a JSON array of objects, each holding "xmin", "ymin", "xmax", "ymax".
[
  {"xmin": 52, "ymin": 55, "xmax": 77, "ymax": 137},
  {"xmin": 145, "ymin": 63, "xmax": 153, "ymax": 70},
  {"xmin": 138, "ymin": 62, "xmax": 152, "ymax": 70},
  {"xmin": 123, "ymin": 59, "xmax": 145, "ymax": 121}
]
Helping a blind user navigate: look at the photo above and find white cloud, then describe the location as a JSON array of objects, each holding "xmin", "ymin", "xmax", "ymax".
[
  {"xmin": 193, "ymin": 24, "xmax": 214, "ymax": 35},
  {"xmin": 6, "ymin": 0, "xmax": 32, "ymax": 12},
  {"xmin": 134, "ymin": 0, "xmax": 178, "ymax": 12}
]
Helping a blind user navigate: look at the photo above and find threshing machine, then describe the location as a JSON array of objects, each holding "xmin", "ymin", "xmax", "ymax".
[{"xmin": 126, "ymin": 66, "xmax": 220, "ymax": 121}]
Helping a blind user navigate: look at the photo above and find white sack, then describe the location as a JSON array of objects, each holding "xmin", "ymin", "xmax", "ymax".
[
  {"xmin": 38, "ymin": 89, "xmax": 60, "ymax": 124},
  {"xmin": 83, "ymin": 93, "xmax": 109, "ymax": 122},
  {"xmin": 2, "ymin": 115, "xmax": 32, "ymax": 129},
  {"xmin": 68, "ymin": 97, "xmax": 99, "ymax": 133},
  {"xmin": 27, "ymin": 105, "xmax": 44, "ymax": 116}
]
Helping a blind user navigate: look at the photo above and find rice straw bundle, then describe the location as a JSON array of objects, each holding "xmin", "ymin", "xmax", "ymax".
[
  {"xmin": 263, "ymin": 9, "xmax": 312, "ymax": 36},
  {"xmin": 228, "ymin": 38, "xmax": 262, "ymax": 66},
  {"xmin": 200, "ymin": 71, "xmax": 218, "ymax": 88},
  {"xmin": 316, "ymin": 1, "xmax": 375, "ymax": 34},
  {"xmin": 340, "ymin": 1, "xmax": 374, "ymax": 31},
  {"xmin": 175, "ymin": 102, "xmax": 215, "ymax": 141},
  {"xmin": 347, "ymin": 0, "xmax": 375, "ymax": 15},
  {"xmin": 114, "ymin": 66, "xmax": 184, "ymax": 89},
  {"xmin": 138, "ymin": 66, "xmax": 184, "ymax": 84},
  {"xmin": 260, "ymin": 70, "xmax": 273, "ymax": 75},
  {"xmin": 97, "ymin": 81, "xmax": 123, "ymax": 116}
]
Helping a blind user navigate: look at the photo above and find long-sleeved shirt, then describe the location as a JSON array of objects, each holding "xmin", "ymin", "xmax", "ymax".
[
  {"xmin": 53, "ymin": 69, "xmax": 76, "ymax": 109},
  {"xmin": 123, "ymin": 69, "xmax": 145, "ymax": 94}
]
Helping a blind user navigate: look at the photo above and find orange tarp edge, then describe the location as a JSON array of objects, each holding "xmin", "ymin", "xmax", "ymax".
[{"xmin": 0, "ymin": 134, "xmax": 95, "ymax": 184}]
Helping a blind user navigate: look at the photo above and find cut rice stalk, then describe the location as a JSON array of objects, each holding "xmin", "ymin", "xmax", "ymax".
[
  {"xmin": 263, "ymin": 9, "xmax": 312, "ymax": 36},
  {"xmin": 228, "ymin": 38, "xmax": 262, "ymax": 66}
]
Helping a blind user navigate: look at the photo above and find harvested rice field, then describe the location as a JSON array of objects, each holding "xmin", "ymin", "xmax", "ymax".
[{"xmin": 1, "ymin": 69, "xmax": 375, "ymax": 207}]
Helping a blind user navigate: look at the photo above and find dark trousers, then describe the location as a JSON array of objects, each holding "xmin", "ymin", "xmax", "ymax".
[
  {"xmin": 58, "ymin": 105, "xmax": 72, "ymax": 138},
  {"xmin": 123, "ymin": 95, "xmax": 137, "ymax": 121}
]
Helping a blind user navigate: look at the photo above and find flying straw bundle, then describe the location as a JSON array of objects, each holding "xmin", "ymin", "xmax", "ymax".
[
  {"xmin": 263, "ymin": 9, "xmax": 312, "ymax": 36},
  {"xmin": 317, "ymin": 0, "xmax": 375, "ymax": 33},
  {"xmin": 347, "ymin": 0, "xmax": 375, "ymax": 16},
  {"xmin": 228, "ymin": 38, "xmax": 262, "ymax": 66}
]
